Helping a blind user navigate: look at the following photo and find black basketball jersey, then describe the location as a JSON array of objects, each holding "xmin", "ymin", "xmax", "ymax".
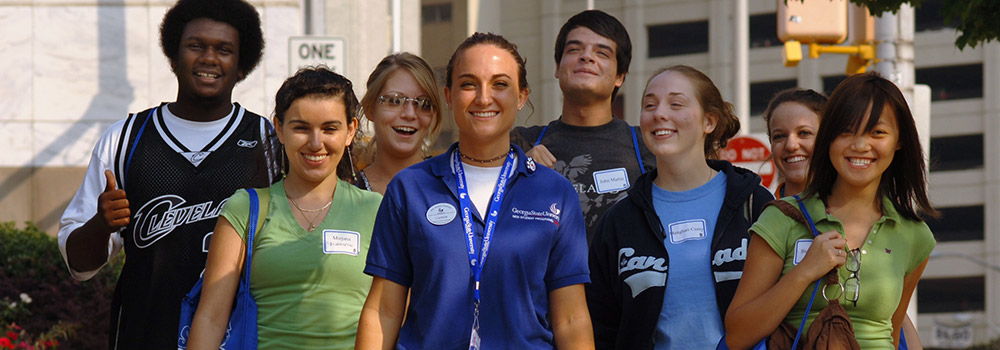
[{"xmin": 108, "ymin": 103, "xmax": 279, "ymax": 350}]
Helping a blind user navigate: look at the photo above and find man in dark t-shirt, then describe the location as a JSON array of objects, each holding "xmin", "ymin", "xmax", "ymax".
[{"xmin": 512, "ymin": 10, "xmax": 654, "ymax": 242}]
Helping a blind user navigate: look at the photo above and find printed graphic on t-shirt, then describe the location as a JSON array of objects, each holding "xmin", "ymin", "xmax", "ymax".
[
  {"xmin": 132, "ymin": 194, "xmax": 226, "ymax": 248},
  {"xmin": 552, "ymin": 154, "xmax": 629, "ymax": 232},
  {"xmin": 618, "ymin": 247, "xmax": 668, "ymax": 298}
]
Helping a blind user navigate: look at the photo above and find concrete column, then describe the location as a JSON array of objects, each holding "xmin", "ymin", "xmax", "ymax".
[
  {"xmin": 983, "ymin": 41, "xmax": 1000, "ymax": 340},
  {"xmin": 734, "ymin": 0, "xmax": 749, "ymax": 134},
  {"xmin": 622, "ymin": 0, "xmax": 645, "ymax": 125}
]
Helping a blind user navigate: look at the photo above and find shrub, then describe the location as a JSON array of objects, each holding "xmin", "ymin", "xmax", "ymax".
[{"xmin": 0, "ymin": 222, "xmax": 122, "ymax": 349}]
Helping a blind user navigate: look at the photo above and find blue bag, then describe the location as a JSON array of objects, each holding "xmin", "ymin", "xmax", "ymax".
[{"xmin": 178, "ymin": 188, "xmax": 267, "ymax": 350}]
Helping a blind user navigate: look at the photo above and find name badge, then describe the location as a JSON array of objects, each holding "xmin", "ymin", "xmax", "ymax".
[
  {"xmin": 593, "ymin": 168, "xmax": 630, "ymax": 193},
  {"xmin": 469, "ymin": 327, "xmax": 481, "ymax": 350},
  {"xmin": 667, "ymin": 219, "xmax": 707, "ymax": 244},
  {"xmin": 426, "ymin": 203, "xmax": 457, "ymax": 226},
  {"xmin": 323, "ymin": 230, "xmax": 360, "ymax": 255},
  {"xmin": 793, "ymin": 239, "xmax": 813, "ymax": 265}
]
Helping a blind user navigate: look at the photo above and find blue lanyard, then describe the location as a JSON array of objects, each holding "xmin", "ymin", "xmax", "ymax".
[
  {"xmin": 533, "ymin": 124, "xmax": 646, "ymax": 174},
  {"xmin": 452, "ymin": 148, "xmax": 516, "ymax": 303}
]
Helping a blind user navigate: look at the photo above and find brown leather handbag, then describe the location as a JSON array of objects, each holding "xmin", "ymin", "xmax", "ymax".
[{"xmin": 768, "ymin": 197, "xmax": 861, "ymax": 350}]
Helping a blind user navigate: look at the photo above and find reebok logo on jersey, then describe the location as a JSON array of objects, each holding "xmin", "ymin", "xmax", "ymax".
[
  {"xmin": 132, "ymin": 194, "xmax": 226, "ymax": 248},
  {"xmin": 618, "ymin": 247, "xmax": 667, "ymax": 297},
  {"xmin": 237, "ymin": 139, "xmax": 258, "ymax": 148}
]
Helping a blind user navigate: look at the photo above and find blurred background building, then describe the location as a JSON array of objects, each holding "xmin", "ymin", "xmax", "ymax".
[{"xmin": 0, "ymin": 0, "xmax": 996, "ymax": 347}]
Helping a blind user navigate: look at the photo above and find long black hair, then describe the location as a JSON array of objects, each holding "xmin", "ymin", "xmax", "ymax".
[{"xmin": 803, "ymin": 72, "xmax": 937, "ymax": 220}]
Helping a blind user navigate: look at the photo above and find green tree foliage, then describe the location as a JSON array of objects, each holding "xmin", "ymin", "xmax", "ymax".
[{"xmin": 848, "ymin": 0, "xmax": 1000, "ymax": 49}]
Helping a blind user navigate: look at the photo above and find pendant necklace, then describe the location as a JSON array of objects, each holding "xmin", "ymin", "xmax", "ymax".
[{"xmin": 287, "ymin": 195, "xmax": 333, "ymax": 231}]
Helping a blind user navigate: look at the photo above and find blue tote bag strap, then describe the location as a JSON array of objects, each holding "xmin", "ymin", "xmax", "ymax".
[
  {"xmin": 178, "ymin": 188, "xmax": 268, "ymax": 350},
  {"xmin": 791, "ymin": 195, "xmax": 825, "ymax": 350},
  {"xmin": 716, "ymin": 196, "xmax": 825, "ymax": 350}
]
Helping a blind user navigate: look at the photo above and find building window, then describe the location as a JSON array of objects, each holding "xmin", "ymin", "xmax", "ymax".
[
  {"xmin": 930, "ymin": 134, "xmax": 983, "ymax": 171},
  {"xmin": 924, "ymin": 205, "xmax": 984, "ymax": 242},
  {"xmin": 750, "ymin": 13, "xmax": 781, "ymax": 49},
  {"xmin": 915, "ymin": 0, "xmax": 958, "ymax": 32},
  {"xmin": 422, "ymin": 3, "xmax": 452, "ymax": 24},
  {"xmin": 750, "ymin": 79, "xmax": 798, "ymax": 115},
  {"xmin": 916, "ymin": 64, "xmax": 983, "ymax": 101},
  {"xmin": 917, "ymin": 277, "xmax": 985, "ymax": 313},
  {"xmin": 647, "ymin": 20, "xmax": 709, "ymax": 57}
]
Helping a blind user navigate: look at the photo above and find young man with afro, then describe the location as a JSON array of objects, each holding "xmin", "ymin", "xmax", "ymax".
[{"xmin": 57, "ymin": 0, "xmax": 279, "ymax": 348}]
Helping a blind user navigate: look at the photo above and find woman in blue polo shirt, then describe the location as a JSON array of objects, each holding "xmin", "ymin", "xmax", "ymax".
[{"xmin": 356, "ymin": 33, "xmax": 594, "ymax": 349}]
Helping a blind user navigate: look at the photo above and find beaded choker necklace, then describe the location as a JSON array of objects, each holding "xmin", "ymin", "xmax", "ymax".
[{"xmin": 458, "ymin": 148, "xmax": 511, "ymax": 164}]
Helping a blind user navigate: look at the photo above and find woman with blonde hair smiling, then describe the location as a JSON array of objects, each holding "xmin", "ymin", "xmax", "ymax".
[{"xmin": 354, "ymin": 52, "xmax": 443, "ymax": 194}]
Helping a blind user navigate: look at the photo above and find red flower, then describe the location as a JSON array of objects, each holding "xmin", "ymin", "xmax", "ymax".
[
  {"xmin": 4, "ymin": 333, "xmax": 14, "ymax": 342},
  {"xmin": 0, "ymin": 337, "xmax": 14, "ymax": 349},
  {"xmin": 41, "ymin": 341, "xmax": 51, "ymax": 348}
]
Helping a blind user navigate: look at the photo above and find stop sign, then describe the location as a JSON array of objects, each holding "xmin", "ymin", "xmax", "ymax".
[{"xmin": 719, "ymin": 134, "xmax": 775, "ymax": 191}]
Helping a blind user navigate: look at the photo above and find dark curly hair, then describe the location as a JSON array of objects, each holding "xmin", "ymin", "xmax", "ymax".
[
  {"xmin": 160, "ymin": 0, "xmax": 265, "ymax": 79},
  {"xmin": 273, "ymin": 66, "xmax": 360, "ymax": 182}
]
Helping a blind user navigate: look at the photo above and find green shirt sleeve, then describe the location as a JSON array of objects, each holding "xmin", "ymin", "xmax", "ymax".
[
  {"xmin": 749, "ymin": 203, "xmax": 798, "ymax": 259},
  {"xmin": 220, "ymin": 189, "xmax": 252, "ymax": 243},
  {"xmin": 906, "ymin": 221, "xmax": 937, "ymax": 274}
]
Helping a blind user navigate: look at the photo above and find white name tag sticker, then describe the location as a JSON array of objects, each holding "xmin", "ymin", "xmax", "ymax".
[
  {"xmin": 667, "ymin": 219, "xmax": 707, "ymax": 244},
  {"xmin": 323, "ymin": 230, "xmax": 360, "ymax": 255},
  {"xmin": 593, "ymin": 168, "xmax": 630, "ymax": 193},
  {"xmin": 426, "ymin": 203, "xmax": 457, "ymax": 226},
  {"xmin": 793, "ymin": 239, "xmax": 813, "ymax": 265}
]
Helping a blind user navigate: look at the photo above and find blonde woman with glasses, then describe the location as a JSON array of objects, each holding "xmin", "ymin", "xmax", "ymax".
[{"xmin": 354, "ymin": 52, "xmax": 443, "ymax": 194}]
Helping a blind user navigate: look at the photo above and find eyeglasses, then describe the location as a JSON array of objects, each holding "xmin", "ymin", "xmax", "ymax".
[
  {"xmin": 822, "ymin": 248, "xmax": 861, "ymax": 307},
  {"xmin": 377, "ymin": 94, "xmax": 434, "ymax": 115},
  {"xmin": 843, "ymin": 248, "xmax": 861, "ymax": 307}
]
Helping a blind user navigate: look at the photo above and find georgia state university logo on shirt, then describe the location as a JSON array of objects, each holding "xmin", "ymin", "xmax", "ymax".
[
  {"xmin": 510, "ymin": 203, "xmax": 560, "ymax": 226},
  {"xmin": 619, "ymin": 247, "xmax": 667, "ymax": 298},
  {"xmin": 132, "ymin": 194, "xmax": 225, "ymax": 248}
]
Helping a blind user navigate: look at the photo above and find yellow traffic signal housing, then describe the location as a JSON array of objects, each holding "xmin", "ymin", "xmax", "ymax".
[
  {"xmin": 778, "ymin": 0, "xmax": 848, "ymax": 44},
  {"xmin": 784, "ymin": 40, "xmax": 803, "ymax": 67}
]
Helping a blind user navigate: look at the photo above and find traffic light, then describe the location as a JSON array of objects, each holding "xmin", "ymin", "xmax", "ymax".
[
  {"xmin": 778, "ymin": 0, "xmax": 874, "ymax": 74},
  {"xmin": 778, "ymin": 0, "xmax": 848, "ymax": 44}
]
